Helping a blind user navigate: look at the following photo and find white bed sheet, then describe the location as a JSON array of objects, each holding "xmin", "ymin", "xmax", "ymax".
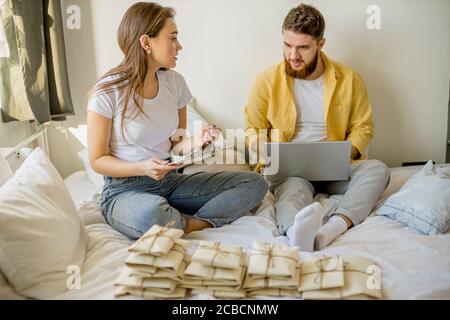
[{"xmin": 51, "ymin": 167, "xmax": 450, "ymax": 299}]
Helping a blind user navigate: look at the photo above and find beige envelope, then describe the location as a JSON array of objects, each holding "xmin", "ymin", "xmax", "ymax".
[
  {"xmin": 125, "ymin": 264, "xmax": 157, "ymax": 277},
  {"xmin": 128, "ymin": 261, "xmax": 187, "ymax": 281},
  {"xmin": 126, "ymin": 261, "xmax": 186, "ymax": 281},
  {"xmin": 299, "ymin": 255, "xmax": 345, "ymax": 291},
  {"xmin": 157, "ymin": 260, "xmax": 186, "ymax": 281},
  {"xmin": 301, "ymin": 256, "xmax": 383, "ymax": 300},
  {"xmin": 114, "ymin": 267, "xmax": 179, "ymax": 292},
  {"xmin": 247, "ymin": 288, "xmax": 301, "ymax": 298},
  {"xmin": 126, "ymin": 247, "xmax": 185, "ymax": 272},
  {"xmin": 128, "ymin": 224, "xmax": 184, "ymax": 256},
  {"xmin": 115, "ymin": 286, "xmax": 187, "ymax": 299},
  {"xmin": 205, "ymin": 284, "xmax": 243, "ymax": 292},
  {"xmin": 192, "ymin": 241, "xmax": 243, "ymax": 269},
  {"xmin": 247, "ymin": 241, "xmax": 299, "ymax": 279},
  {"xmin": 184, "ymin": 261, "xmax": 244, "ymax": 283},
  {"xmin": 192, "ymin": 289, "xmax": 247, "ymax": 299},
  {"xmin": 180, "ymin": 279, "xmax": 238, "ymax": 288},
  {"xmin": 243, "ymin": 266, "xmax": 300, "ymax": 290}
]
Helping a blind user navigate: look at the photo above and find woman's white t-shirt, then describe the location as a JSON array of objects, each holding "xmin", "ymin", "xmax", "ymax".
[{"xmin": 87, "ymin": 70, "xmax": 192, "ymax": 162}]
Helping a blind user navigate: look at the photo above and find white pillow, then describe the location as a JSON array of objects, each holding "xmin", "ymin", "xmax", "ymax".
[
  {"xmin": 186, "ymin": 103, "xmax": 209, "ymax": 137},
  {"xmin": 0, "ymin": 148, "xmax": 88, "ymax": 299},
  {"xmin": 0, "ymin": 158, "xmax": 13, "ymax": 187},
  {"xmin": 0, "ymin": 148, "xmax": 34, "ymax": 188},
  {"xmin": 0, "ymin": 147, "xmax": 33, "ymax": 172},
  {"xmin": 77, "ymin": 149, "xmax": 104, "ymax": 189},
  {"xmin": 377, "ymin": 161, "xmax": 450, "ymax": 235},
  {"xmin": 68, "ymin": 125, "xmax": 87, "ymax": 148},
  {"xmin": 68, "ymin": 125, "xmax": 103, "ymax": 189},
  {"xmin": 0, "ymin": 271, "xmax": 24, "ymax": 300}
]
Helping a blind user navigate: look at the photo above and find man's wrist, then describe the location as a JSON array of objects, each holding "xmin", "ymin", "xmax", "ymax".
[{"xmin": 351, "ymin": 146, "xmax": 360, "ymax": 159}]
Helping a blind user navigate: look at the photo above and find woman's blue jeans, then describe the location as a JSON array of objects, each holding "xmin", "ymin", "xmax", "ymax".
[{"xmin": 100, "ymin": 170, "xmax": 268, "ymax": 239}]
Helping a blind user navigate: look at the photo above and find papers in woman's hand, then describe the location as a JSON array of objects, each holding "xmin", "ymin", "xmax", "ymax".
[{"xmin": 169, "ymin": 145, "xmax": 233, "ymax": 166}]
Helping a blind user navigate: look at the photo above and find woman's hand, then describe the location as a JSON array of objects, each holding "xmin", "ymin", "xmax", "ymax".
[
  {"xmin": 195, "ymin": 125, "xmax": 222, "ymax": 150},
  {"xmin": 139, "ymin": 158, "xmax": 179, "ymax": 180}
]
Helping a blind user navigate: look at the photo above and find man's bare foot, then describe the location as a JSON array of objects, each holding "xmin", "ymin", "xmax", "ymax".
[{"xmin": 184, "ymin": 218, "xmax": 213, "ymax": 234}]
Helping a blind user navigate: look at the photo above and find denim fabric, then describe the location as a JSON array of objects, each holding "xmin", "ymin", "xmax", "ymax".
[
  {"xmin": 270, "ymin": 159, "xmax": 390, "ymax": 235},
  {"xmin": 101, "ymin": 170, "xmax": 268, "ymax": 239}
]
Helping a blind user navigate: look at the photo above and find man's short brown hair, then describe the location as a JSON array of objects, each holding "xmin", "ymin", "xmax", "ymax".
[{"xmin": 282, "ymin": 4, "xmax": 325, "ymax": 39}]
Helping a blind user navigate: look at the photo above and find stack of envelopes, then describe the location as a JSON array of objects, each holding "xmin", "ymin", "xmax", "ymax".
[
  {"xmin": 114, "ymin": 224, "xmax": 189, "ymax": 299},
  {"xmin": 181, "ymin": 240, "xmax": 247, "ymax": 298},
  {"xmin": 112, "ymin": 224, "xmax": 383, "ymax": 300},
  {"xmin": 299, "ymin": 255, "xmax": 383, "ymax": 300},
  {"xmin": 244, "ymin": 241, "xmax": 301, "ymax": 298}
]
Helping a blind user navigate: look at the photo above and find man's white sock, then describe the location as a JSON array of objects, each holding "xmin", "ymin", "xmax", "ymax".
[
  {"xmin": 286, "ymin": 202, "xmax": 323, "ymax": 252},
  {"xmin": 314, "ymin": 215, "xmax": 348, "ymax": 250}
]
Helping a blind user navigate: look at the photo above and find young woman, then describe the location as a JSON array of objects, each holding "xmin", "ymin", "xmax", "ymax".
[{"xmin": 87, "ymin": 2, "xmax": 267, "ymax": 239}]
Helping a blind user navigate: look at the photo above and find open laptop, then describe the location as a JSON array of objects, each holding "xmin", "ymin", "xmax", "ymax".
[{"xmin": 263, "ymin": 141, "xmax": 351, "ymax": 182}]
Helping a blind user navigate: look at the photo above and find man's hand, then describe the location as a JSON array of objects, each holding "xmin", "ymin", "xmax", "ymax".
[{"xmin": 351, "ymin": 146, "xmax": 360, "ymax": 160}]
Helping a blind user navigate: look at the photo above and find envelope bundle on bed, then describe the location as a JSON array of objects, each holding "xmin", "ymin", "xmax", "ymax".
[
  {"xmin": 244, "ymin": 241, "xmax": 301, "ymax": 298},
  {"xmin": 113, "ymin": 225, "xmax": 383, "ymax": 300},
  {"xmin": 299, "ymin": 255, "xmax": 383, "ymax": 300},
  {"xmin": 114, "ymin": 224, "xmax": 189, "ymax": 299},
  {"xmin": 181, "ymin": 240, "xmax": 247, "ymax": 298}
]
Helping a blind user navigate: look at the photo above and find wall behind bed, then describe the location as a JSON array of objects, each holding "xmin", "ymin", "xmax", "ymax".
[
  {"xmin": 0, "ymin": 121, "xmax": 32, "ymax": 149},
  {"xmin": 50, "ymin": 0, "xmax": 450, "ymax": 178}
]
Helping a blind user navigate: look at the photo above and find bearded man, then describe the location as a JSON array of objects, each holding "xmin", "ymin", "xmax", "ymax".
[{"xmin": 244, "ymin": 4, "xmax": 390, "ymax": 251}]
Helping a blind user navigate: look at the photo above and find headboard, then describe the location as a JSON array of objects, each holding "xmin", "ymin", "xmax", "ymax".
[{"xmin": 1, "ymin": 124, "xmax": 50, "ymax": 165}]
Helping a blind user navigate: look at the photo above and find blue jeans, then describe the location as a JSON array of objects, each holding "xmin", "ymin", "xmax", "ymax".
[{"xmin": 100, "ymin": 170, "xmax": 268, "ymax": 239}]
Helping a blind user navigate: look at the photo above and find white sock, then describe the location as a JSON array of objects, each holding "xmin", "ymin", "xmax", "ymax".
[
  {"xmin": 286, "ymin": 202, "xmax": 323, "ymax": 252},
  {"xmin": 314, "ymin": 215, "xmax": 348, "ymax": 250}
]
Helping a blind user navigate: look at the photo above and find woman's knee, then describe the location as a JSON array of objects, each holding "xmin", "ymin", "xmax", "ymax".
[
  {"xmin": 238, "ymin": 172, "xmax": 268, "ymax": 200},
  {"xmin": 134, "ymin": 199, "xmax": 168, "ymax": 227},
  {"xmin": 109, "ymin": 195, "xmax": 169, "ymax": 238}
]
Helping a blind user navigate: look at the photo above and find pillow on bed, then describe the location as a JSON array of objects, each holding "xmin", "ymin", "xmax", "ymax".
[
  {"xmin": 0, "ymin": 271, "xmax": 23, "ymax": 300},
  {"xmin": 377, "ymin": 161, "xmax": 450, "ymax": 235},
  {"xmin": 186, "ymin": 102, "xmax": 209, "ymax": 136},
  {"xmin": 0, "ymin": 147, "xmax": 88, "ymax": 299},
  {"xmin": 0, "ymin": 148, "xmax": 34, "ymax": 188},
  {"xmin": 0, "ymin": 147, "xmax": 34, "ymax": 172},
  {"xmin": 77, "ymin": 149, "xmax": 104, "ymax": 190},
  {"xmin": 0, "ymin": 158, "xmax": 13, "ymax": 187}
]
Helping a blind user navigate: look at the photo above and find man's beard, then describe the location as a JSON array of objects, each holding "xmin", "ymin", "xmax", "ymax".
[{"xmin": 285, "ymin": 51, "xmax": 319, "ymax": 79}]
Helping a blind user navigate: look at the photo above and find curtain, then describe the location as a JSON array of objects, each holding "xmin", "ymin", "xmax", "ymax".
[{"xmin": 0, "ymin": 0, "xmax": 74, "ymax": 124}]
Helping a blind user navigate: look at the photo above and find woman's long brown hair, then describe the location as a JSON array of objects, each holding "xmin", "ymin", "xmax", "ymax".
[{"xmin": 89, "ymin": 2, "xmax": 175, "ymax": 142}]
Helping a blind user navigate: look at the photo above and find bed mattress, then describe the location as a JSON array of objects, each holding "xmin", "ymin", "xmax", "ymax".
[{"xmin": 3, "ymin": 166, "xmax": 449, "ymax": 300}]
